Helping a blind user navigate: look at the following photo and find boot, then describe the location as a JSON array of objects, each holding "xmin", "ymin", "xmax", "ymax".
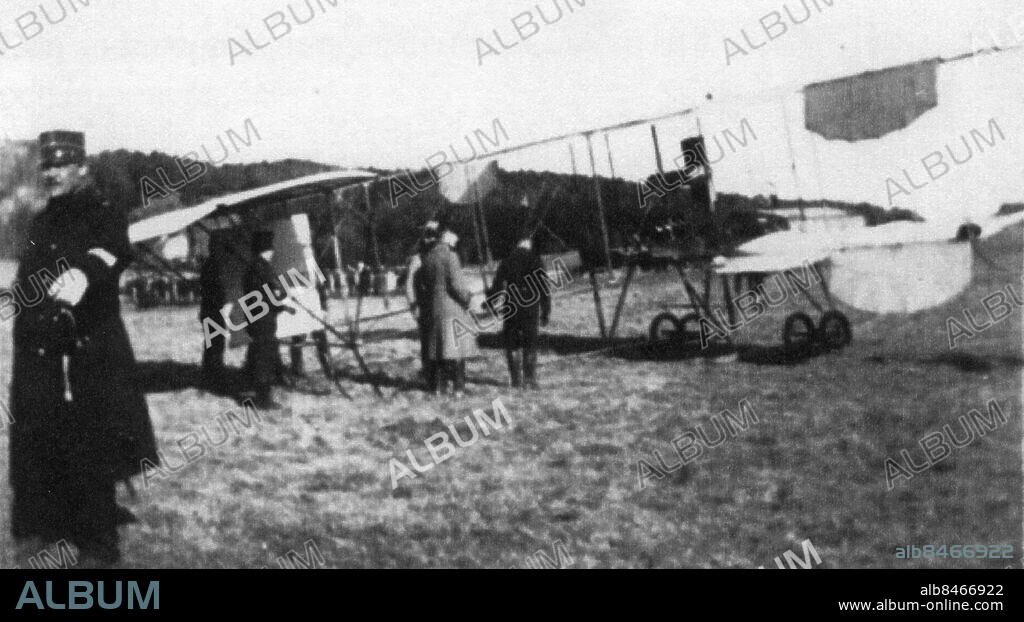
[
  {"xmin": 12, "ymin": 537, "xmax": 43, "ymax": 569},
  {"xmin": 314, "ymin": 333, "xmax": 332, "ymax": 376},
  {"xmin": 290, "ymin": 349, "xmax": 305, "ymax": 377},
  {"xmin": 425, "ymin": 361, "xmax": 438, "ymax": 393},
  {"xmin": 288, "ymin": 338, "xmax": 303, "ymax": 377},
  {"xmin": 201, "ymin": 340, "xmax": 226, "ymax": 391},
  {"xmin": 254, "ymin": 385, "xmax": 283, "ymax": 410},
  {"xmin": 76, "ymin": 539, "xmax": 122, "ymax": 567},
  {"xmin": 506, "ymin": 349, "xmax": 523, "ymax": 388},
  {"xmin": 272, "ymin": 352, "xmax": 288, "ymax": 386},
  {"xmin": 524, "ymin": 348, "xmax": 539, "ymax": 390},
  {"xmin": 115, "ymin": 505, "xmax": 139, "ymax": 526},
  {"xmin": 71, "ymin": 483, "xmax": 122, "ymax": 568},
  {"xmin": 453, "ymin": 361, "xmax": 467, "ymax": 397},
  {"xmin": 433, "ymin": 362, "xmax": 449, "ymax": 396}
]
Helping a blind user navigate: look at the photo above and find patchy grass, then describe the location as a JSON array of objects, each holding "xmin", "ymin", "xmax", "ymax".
[{"xmin": 0, "ymin": 227, "xmax": 1020, "ymax": 568}]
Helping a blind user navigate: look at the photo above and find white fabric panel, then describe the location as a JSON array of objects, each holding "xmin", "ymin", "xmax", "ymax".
[
  {"xmin": 221, "ymin": 214, "xmax": 327, "ymax": 348},
  {"xmin": 271, "ymin": 214, "xmax": 327, "ymax": 340},
  {"xmin": 829, "ymin": 241, "xmax": 972, "ymax": 314},
  {"xmin": 272, "ymin": 285, "xmax": 327, "ymax": 341},
  {"xmin": 736, "ymin": 220, "xmax": 958, "ymax": 258},
  {"xmin": 714, "ymin": 253, "xmax": 830, "ymax": 275},
  {"xmin": 736, "ymin": 229, "xmax": 835, "ymax": 257},
  {"xmin": 439, "ymin": 161, "xmax": 498, "ymax": 205}
]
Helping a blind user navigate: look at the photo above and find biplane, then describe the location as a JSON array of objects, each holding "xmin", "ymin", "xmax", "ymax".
[
  {"xmin": 440, "ymin": 45, "xmax": 1024, "ymax": 360},
  {"xmin": 563, "ymin": 126, "xmax": 1024, "ymax": 355},
  {"xmin": 128, "ymin": 170, "xmax": 384, "ymax": 396}
]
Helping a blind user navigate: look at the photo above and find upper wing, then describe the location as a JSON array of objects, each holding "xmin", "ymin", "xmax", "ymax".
[
  {"xmin": 128, "ymin": 201, "xmax": 223, "ymax": 244},
  {"xmin": 128, "ymin": 170, "xmax": 378, "ymax": 243},
  {"xmin": 975, "ymin": 210, "xmax": 1024, "ymax": 239}
]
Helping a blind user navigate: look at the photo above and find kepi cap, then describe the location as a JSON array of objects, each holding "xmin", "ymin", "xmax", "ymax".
[{"xmin": 39, "ymin": 130, "xmax": 86, "ymax": 169}]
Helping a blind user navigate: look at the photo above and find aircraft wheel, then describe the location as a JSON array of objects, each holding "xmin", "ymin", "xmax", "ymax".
[
  {"xmin": 649, "ymin": 312, "xmax": 681, "ymax": 343},
  {"xmin": 677, "ymin": 313, "xmax": 704, "ymax": 347},
  {"xmin": 783, "ymin": 312, "xmax": 816, "ymax": 352},
  {"xmin": 818, "ymin": 310, "xmax": 852, "ymax": 350}
]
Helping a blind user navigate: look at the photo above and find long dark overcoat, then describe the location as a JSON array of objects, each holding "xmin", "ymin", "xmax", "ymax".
[
  {"xmin": 8, "ymin": 187, "xmax": 158, "ymax": 538},
  {"xmin": 487, "ymin": 246, "xmax": 551, "ymax": 338},
  {"xmin": 243, "ymin": 255, "xmax": 287, "ymax": 385},
  {"xmin": 415, "ymin": 243, "xmax": 480, "ymax": 360},
  {"xmin": 198, "ymin": 255, "xmax": 225, "ymax": 321}
]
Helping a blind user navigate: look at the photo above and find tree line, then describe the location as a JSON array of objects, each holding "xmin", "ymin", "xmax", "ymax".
[{"xmin": 1, "ymin": 144, "xmax": 922, "ymax": 265}]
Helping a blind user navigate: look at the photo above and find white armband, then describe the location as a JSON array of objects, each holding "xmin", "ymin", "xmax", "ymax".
[{"xmin": 87, "ymin": 248, "xmax": 118, "ymax": 269}]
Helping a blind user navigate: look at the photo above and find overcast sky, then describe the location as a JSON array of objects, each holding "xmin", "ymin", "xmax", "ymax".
[{"xmin": 1, "ymin": 0, "xmax": 1021, "ymax": 221}]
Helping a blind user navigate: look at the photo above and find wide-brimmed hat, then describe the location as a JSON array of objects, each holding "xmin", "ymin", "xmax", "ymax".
[
  {"xmin": 251, "ymin": 230, "xmax": 275, "ymax": 253},
  {"xmin": 441, "ymin": 230, "xmax": 459, "ymax": 248},
  {"xmin": 421, "ymin": 220, "xmax": 440, "ymax": 241}
]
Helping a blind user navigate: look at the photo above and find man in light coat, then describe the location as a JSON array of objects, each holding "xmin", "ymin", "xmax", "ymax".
[{"xmin": 415, "ymin": 227, "xmax": 479, "ymax": 396}]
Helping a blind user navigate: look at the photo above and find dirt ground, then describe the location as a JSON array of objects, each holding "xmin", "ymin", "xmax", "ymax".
[{"xmin": 0, "ymin": 229, "xmax": 1020, "ymax": 568}]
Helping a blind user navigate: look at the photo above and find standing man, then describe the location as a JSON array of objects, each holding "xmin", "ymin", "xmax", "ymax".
[
  {"xmin": 198, "ymin": 245, "xmax": 228, "ymax": 390},
  {"xmin": 488, "ymin": 232, "xmax": 551, "ymax": 389},
  {"xmin": 356, "ymin": 261, "xmax": 371, "ymax": 297},
  {"xmin": 243, "ymin": 230, "xmax": 291, "ymax": 409},
  {"xmin": 418, "ymin": 226, "xmax": 479, "ymax": 396},
  {"xmin": 406, "ymin": 221, "xmax": 439, "ymax": 388},
  {"xmin": 311, "ymin": 277, "xmax": 333, "ymax": 375},
  {"xmin": 9, "ymin": 131, "xmax": 158, "ymax": 565}
]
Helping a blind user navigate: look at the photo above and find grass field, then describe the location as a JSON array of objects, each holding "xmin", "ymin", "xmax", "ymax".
[{"xmin": 0, "ymin": 228, "xmax": 1021, "ymax": 569}]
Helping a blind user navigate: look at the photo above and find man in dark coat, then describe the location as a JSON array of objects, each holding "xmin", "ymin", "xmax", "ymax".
[
  {"xmin": 407, "ymin": 221, "xmax": 439, "ymax": 388},
  {"xmin": 357, "ymin": 262, "xmax": 371, "ymax": 297},
  {"xmin": 9, "ymin": 131, "xmax": 159, "ymax": 565},
  {"xmin": 488, "ymin": 233, "xmax": 551, "ymax": 389},
  {"xmin": 198, "ymin": 246, "xmax": 227, "ymax": 389},
  {"xmin": 243, "ymin": 230, "xmax": 291, "ymax": 409},
  {"xmin": 311, "ymin": 279, "xmax": 332, "ymax": 375}
]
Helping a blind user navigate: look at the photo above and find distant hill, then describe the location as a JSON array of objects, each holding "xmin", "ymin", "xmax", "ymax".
[
  {"xmin": 98, "ymin": 151, "xmax": 339, "ymax": 218},
  {"xmin": 0, "ymin": 143, "xmax": 343, "ymax": 258},
  {"xmin": 2, "ymin": 141, "xmax": 1017, "ymax": 266}
]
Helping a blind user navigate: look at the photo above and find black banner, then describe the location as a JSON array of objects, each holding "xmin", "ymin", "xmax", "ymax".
[{"xmin": 0, "ymin": 570, "xmax": 1019, "ymax": 618}]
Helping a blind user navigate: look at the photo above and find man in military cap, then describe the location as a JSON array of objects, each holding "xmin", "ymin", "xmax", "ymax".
[
  {"xmin": 243, "ymin": 230, "xmax": 292, "ymax": 409},
  {"xmin": 8, "ymin": 131, "xmax": 159, "ymax": 566}
]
